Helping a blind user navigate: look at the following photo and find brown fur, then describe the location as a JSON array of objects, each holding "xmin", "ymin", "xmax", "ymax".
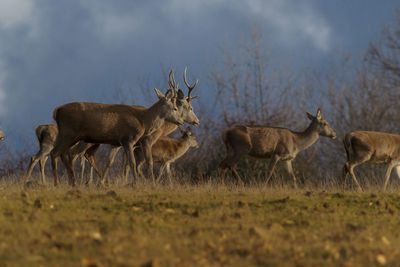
[
  {"xmin": 218, "ymin": 109, "xmax": 336, "ymax": 187},
  {"xmin": 121, "ymin": 128, "xmax": 198, "ymax": 183},
  {"xmin": 24, "ymin": 124, "xmax": 102, "ymax": 185},
  {"xmin": 81, "ymin": 69, "xmax": 200, "ymax": 184},
  {"xmin": 343, "ymin": 131, "xmax": 400, "ymax": 191},
  {"xmin": 25, "ymin": 124, "xmax": 58, "ymax": 185},
  {"xmin": 50, "ymin": 89, "xmax": 183, "ymax": 186}
]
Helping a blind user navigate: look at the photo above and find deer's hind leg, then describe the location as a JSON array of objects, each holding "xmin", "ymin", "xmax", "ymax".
[
  {"xmin": 25, "ymin": 142, "xmax": 53, "ymax": 184},
  {"xmin": 84, "ymin": 144, "xmax": 101, "ymax": 185},
  {"xmin": 218, "ymin": 142, "xmax": 251, "ymax": 186},
  {"xmin": 383, "ymin": 161, "xmax": 398, "ymax": 191},
  {"xmin": 101, "ymin": 146, "xmax": 121, "ymax": 186},
  {"xmin": 39, "ymin": 156, "xmax": 48, "ymax": 185},
  {"xmin": 346, "ymin": 153, "xmax": 371, "ymax": 192},
  {"xmin": 284, "ymin": 160, "xmax": 297, "ymax": 189},
  {"xmin": 264, "ymin": 154, "xmax": 280, "ymax": 187}
]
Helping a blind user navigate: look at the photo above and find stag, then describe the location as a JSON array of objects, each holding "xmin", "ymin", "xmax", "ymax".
[
  {"xmin": 218, "ymin": 108, "xmax": 336, "ymax": 187},
  {"xmin": 79, "ymin": 68, "xmax": 200, "ymax": 185},
  {"xmin": 50, "ymin": 86, "xmax": 184, "ymax": 186},
  {"xmin": 343, "ymin": 131, "xmax": 400, "ymax": 191}
]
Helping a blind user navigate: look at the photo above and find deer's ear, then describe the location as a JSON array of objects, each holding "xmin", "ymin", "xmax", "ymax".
[
  {"xmin": 306, "ymin": 112, "xmax": 315, "ymax": 121},
  {"xmin": 177, "ymin": 89, "xmax": 185, "ymax": 99},
  {"xmin": 154, "ymin": 88, "xmax": 165, "ymax": 99},
  {"xmin": 164, "ymin": 89, "xmax": 174, "ymax": 100},
  {"xmin": 316, "ymin": 108, "xmax": 322, "ymax": 120}
]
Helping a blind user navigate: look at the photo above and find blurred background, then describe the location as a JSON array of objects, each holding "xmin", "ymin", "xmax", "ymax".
[{"xmin": 0, "ymin": 0, "xmax": 399, "ymax": 187}]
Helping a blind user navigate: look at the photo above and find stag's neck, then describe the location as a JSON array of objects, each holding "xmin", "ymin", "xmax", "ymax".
[
  {"xmin": 295, "ymin": 122, "xmax": 320, "ymax": 151},
  {"xmin": 142, "ymin": 101, "xmax": 166, "ymax": 133}
]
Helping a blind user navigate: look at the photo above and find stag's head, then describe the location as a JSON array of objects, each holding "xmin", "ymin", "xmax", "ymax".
[
  {"xmin": 306, "ymin": 108, "xmax": 336, "ymax": 139},
  {"xmin": 168, "ymin": 68, "xmax": 200, "ymax": 126},
  {"xmin": 0, "ymin": 127, "xmax": 5, "ymax": 140},
  {"xmin": 154, "ymin": 88, "xmax": 184, "ymax": 126},
  {"xmin": 180, "ymin": 127, "xmax": 199, "ymax": 148}
]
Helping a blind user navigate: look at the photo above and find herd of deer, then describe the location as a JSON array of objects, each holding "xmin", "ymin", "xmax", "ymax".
[{"xmin": 0, "ymin": 68, "xmax": 398, "ymax": 191}]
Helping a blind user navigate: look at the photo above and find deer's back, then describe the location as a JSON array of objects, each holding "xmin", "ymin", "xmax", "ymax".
[
  {"xmin": 54, "ymin": 102, "xmax": 144, "ymax": 144},
  {"xmin": 35, "ymin": 124, "xmax": 58, "ymax": 144},
  {"xmin": 151, "ymin": 137, "xmax": 180, "ymax": 162},
  {"xmin": 224, "ymin": 125, "xmax": 296, "ymax": 158},
  {"xmin": 347, "ymin": 131, "xmax": 400, "ymax": 162}
]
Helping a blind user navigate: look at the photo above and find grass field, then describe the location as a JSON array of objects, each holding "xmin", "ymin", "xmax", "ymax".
[{"xmin": 0, "ymin": 179, "xmax": 399, "ymax": 266}]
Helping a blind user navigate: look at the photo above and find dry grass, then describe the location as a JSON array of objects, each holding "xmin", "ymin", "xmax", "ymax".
[{"xmin": 0, "ymin": 176, "xmax": 399, "ymax": 266}]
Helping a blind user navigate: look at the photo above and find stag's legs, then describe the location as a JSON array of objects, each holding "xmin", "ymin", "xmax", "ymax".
[
  {"xmin": 79, "ymin": 156, "xmax": 86, "ymax": 184},
  {"xmin": 51, "ymin": 155, "xmax": 60, "ymax": 186},
  {"xmin": 102, "ymin": 146, "xmax": 121, "ymax": 185},
  {"xmin": 25, "ymin": 143, "xmax": 53, "ymax": 184},
  {"xmin": 51, "ymin": 136, "xmax": 80, "ymax": 186},
  {"xmin": 383, "ymin": 162, "xmax": 397, "ymax": 191},
  {"xmin": 135, "ymin": 147, "xmax": 145, "ymax": 178},
  {"xmin": 264, "ymin": 155, "xmax": 280, "ymax": 187},
  {"xmin": 139, "ymin": 138, "xmax": 155, "ymax": 183},
  {"xmin": 120, "ymin": 141, "xmax": 140, "ymax": 185},
  {"xmin": 83, "ymin": 144, "xmax": 102, "ymax": 185},
  {"xmin": 284, "ymin": 160, "xmax": 297, "ymax": 189},
  {"xmin": 61, "ymin": 152, "xmax": 76, "ymax": 186}
]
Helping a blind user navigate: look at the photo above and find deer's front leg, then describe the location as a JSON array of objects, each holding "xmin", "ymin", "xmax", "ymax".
[{"xmin": 141, "ymin": 139, "xmax": 155, "ymax": 183}]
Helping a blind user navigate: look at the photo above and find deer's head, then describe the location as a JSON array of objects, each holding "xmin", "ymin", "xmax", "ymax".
[
  {"xmin": 180, "ymin": 127, "xmax": 199, "ymax": 148},
  {"xmin": 306, "ymin": 108, "xmax": 336, "ymax": 139},
  {"xmin": 154, "ymin": 88, "xmax": 184, "ymax": 126},
  {"xmin": 169, "ymin": 68, "xmax": 200, "ymax": 126}
]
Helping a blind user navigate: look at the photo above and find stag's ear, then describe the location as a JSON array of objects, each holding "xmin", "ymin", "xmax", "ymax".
[
  {"xmin": 164, "ymin": 89, "xmax": 174, "ymax": 100},
  {"xmin": 154, "ymin": 88, "xmax": 165, "ymax": 99},
  {"xmin": 177, "ymin": 89, "xmax": 185, "ymax": 99},
  {"xmin": 316, "ymin": 108, "xmax": 322, "ymax": 120},
  {"xmin": 306, "ymin": 112, "xmax": 315, "ymax": 121}
]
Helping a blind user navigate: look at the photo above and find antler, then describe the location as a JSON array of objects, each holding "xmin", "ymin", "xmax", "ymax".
[
  {"xmin": 183, "ymin": 67, "xmax": 198, "ymax": 102},
  {"xmin": 169, "ymin": 68, "xmax": 178, "ymax": 88}
]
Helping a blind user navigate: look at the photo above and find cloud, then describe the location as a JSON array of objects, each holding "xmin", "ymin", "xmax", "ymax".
[
  {"xmin": 0, "ymin": 0, "xmax": 333, "ymax": 132},
  {"xmin": 245, "ymin": 0, "xmax": 331, "ymax": 51},
  {"xmin": 0, "ymin": 0, "xmax": 34, "ymax": 29}
]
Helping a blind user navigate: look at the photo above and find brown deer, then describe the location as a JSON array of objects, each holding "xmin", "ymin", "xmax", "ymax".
[
  {"xmin": 119, "ymin": 127, "xmax": 198, "ymax": 183},
  {"xmin": 82, "ymin": 68, "xmax": 200, "ymax": 185},
  {"xmin": 24, "ymin": 124, "xmax": 102, "ymax": 185},
  {"xmin": 50, "ymin": 87, "xmax": 184, "ymax": 186},
  {"xmin": 343, "ymin": 131, "xmax": 400, "ymax": 191},
  {"xmin": 218, "ymin": 108, "xmax": 336, "ymax": 187}
]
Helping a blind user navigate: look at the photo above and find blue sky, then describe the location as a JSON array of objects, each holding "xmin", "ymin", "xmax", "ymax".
[{"xmin": 0, "ymin": 0, "xmax": 398, "ymax": 147}]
